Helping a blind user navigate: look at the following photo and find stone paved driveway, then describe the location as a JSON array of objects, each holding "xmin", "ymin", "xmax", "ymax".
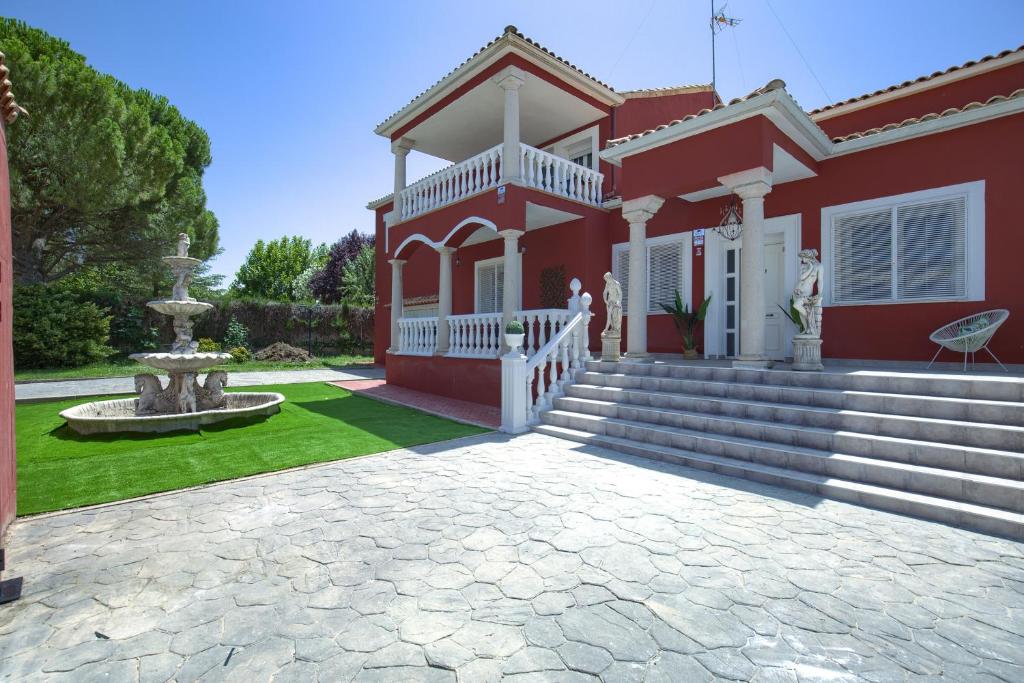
[{"xmin": 2, "ymin": 432, "xmax": 1023, "ymax": 682}]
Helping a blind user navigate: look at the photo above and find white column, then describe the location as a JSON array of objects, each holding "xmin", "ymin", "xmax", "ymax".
[
  {"xmin": 499, "ymin": 229, "xmax": 523, "ymax": 343},
  {"xmin": 391, "ymin": 138, "xmax": 414, "ymax": 223},
  {"xmin": 621, "ymin": 195, "xmax": 665, "ymax": 359},
  {"xmin": 492, "ymin": 67, "xmax": 525, "ymax": 183},
  {"xmin": 718, "ymin": 167, "xmax": 773, "ymax": 368},
  {"xmin": 388, "ymin": 258, "xmax": 405, "ymax": 353},
  {"xmin": 436, "ymin": 246, "xmax": 454, "ymax": 355}
]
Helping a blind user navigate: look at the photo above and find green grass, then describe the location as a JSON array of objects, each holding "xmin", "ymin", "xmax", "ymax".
[
  {"xmin": 14, "ymin": 354, "xmax": 375, "ymax": 381},
  {"xmin": 15, "ymin": 382, "xmax": 488, "ymax": 515}
]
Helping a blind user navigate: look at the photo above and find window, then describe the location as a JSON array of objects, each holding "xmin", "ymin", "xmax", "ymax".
[
  {"xmin": 546, "ymin": 126, "xmax": 598, "ymax": 172},
  {"xmin": 612, "ymin": 233, "xmax": 693, "ymax": 314},
  {"xmin": 823, "ymin": 182, "xmax": 984, "ymax": 305},
  {"xmin": 475, "ymin": 259, "xmax": 504, "ymax": 313}
]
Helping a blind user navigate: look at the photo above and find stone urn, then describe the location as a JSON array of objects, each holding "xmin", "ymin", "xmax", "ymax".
[
  {"xmin": 792, "ymin": 334, "xmax": 824, "ymax": 371},
  {"xmin": 504, "ymin": 333, "xmax": 525, "ymax": 353}
]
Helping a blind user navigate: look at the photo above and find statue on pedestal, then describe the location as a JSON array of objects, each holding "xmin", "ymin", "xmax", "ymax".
[
  {"xmin": 601, "ymin": 272, "xmax": 623, "ymax": 362},
  {"xmin": 791, "ymin": 249, "xmax": 824, "ymax": 371}
]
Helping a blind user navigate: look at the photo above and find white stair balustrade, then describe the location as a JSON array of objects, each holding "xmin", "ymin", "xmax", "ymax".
[
  {"xmin": 516, "ymin": 309, "xmax": 574, "ymax": 357},
  {"xmin": 446, "ymin": 312, "xmax": 503, "ymax": 358},
  {"xmin": 397, "ymin": 316, "xmax": 438, "ymax": 356},
  {"xmin": 398, "ymin": 145, "xmax": 503, "ymax": 221}
]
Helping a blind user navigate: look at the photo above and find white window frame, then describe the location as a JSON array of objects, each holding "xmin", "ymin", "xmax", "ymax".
[
  {"xmin": 474, "ymin": 255, "xmax": 522, "ymax": 314},
  {"xmin": 611, "ymin": 231, "xmax": 694, "ymax": 315},
  {"xmin": 544, "ymin": 125, "xmax": 599, "ymax": 172},
  {"xmin": 821, "ymin": 180, "xmax": 985, "ymax": 306}
]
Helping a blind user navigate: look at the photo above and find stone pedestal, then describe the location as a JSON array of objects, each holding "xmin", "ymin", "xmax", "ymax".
[
  {"xmin": 601, "ymin": 333, "xmax": 621, "ymax": 362},
  {"xmin": 792, "ymin": 335, "xmax": 824, "ymax": 371}
]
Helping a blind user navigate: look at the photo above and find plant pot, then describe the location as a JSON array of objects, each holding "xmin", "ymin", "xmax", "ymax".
[
  {"xmin": 505, "ymin": 333, "xmax": 525, "ymax": 352},
  {"xmin": 683, "ymin": 348, "xmax": 699, "ymax": 359}
]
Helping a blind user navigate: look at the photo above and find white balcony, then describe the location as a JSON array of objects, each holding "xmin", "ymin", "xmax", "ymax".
[{"xmin": 397, "ymin": 142, "xmax": 603, "ymax": 222}]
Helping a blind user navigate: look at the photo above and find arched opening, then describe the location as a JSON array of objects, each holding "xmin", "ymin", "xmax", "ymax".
[{"xmin": 439, "ymin": 216, "xmax": 499, "ymax": 249}]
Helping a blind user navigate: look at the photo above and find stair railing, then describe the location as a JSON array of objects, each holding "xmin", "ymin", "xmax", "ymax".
[{"xmin": 501, "ymin": 279, "xmax": 592, "ymax": 433}]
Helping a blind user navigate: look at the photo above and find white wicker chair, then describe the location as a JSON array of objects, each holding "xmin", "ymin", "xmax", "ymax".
[{"xmin": 927, "ymin": 309, "xmax": 1009, "ymax": 371}]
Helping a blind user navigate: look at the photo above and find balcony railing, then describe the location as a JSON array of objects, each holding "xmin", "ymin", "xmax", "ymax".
[{"xmin": 397, "ymin": 142, "xmax": 603, "ymax": 221}]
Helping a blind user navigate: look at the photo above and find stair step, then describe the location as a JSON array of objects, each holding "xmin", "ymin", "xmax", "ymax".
[
  {"xmin": 576, "ymin": 371, "xmax": 1024, "ymax": 426},
  {"xmin": 586, "ymin": 360, "xmax": 1024, "ymax": 403},
  {"xmin": 534, "ymin": 423, "xmax": 1024, "ymax": 540},
  {"xmin": 543, "ymin": 407, "xmax": 1024, "ymax": 513},
  {"xmin": 563, "ymin": 383, "xmax": 1024, "ymax": 452}
]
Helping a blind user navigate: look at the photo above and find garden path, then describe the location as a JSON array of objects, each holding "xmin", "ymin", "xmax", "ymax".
[{"xmin": 2, "ymin": 432, "xmax": 1022, "ymax": 681}]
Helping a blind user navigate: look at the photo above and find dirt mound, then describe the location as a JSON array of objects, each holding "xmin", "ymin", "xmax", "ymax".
[{"xmin": 253, "ymin": 342, "xmax": 313, "ymax": 363}]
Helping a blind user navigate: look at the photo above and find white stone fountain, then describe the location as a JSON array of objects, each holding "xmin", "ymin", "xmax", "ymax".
[{"xmin": 61, "ymin": 234, "xmax": 284, "ymax": 434}]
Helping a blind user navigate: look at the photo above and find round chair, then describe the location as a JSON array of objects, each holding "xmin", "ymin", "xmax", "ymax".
[{"xmin": 927, "ymin": 309, "xmax": 1009, "ymax": 371}]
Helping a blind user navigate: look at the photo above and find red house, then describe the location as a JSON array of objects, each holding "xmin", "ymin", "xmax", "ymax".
[{"xmin": 370, "ymin": 27, "xmax": 1023, "ymax": 410}]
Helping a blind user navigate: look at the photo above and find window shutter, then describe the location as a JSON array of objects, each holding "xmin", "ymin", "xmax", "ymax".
[
  {"xmin": 832, "ymin": 209, "xmax": 893, "ymax": 303},
  {"xmin": 476, "ymin": 262, "xmax": 504, "ymax": 313},
  {"xmin": 648, "ymin": 241, "xmax": 683, "ymax": 313},
  {"xmin": 615, "ymin": 249, "xmax": 630, "ymax": 314},
  {"xmin": 897, "ymin": 196, "xmax": 966, "ymax": 300}
]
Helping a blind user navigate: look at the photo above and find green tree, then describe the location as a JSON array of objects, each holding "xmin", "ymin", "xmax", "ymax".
[
  {"xmin": 231, "ymin": 236, "xmax": 328, "ymax": 301},
  {"xmin": 340, "ymin": 244, "xmax": 376, "ymax": 307},
  {"xmin": 0, "ymin": 18, "xmax": 219, "ymax": 284}
]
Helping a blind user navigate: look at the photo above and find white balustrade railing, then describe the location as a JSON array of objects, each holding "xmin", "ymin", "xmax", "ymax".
[
  {"xmin": 395, "ymin": 143, "xmax": 603, "ymax": 223},
  {"xmin": 397, "ymin": 317, "xmax": 437, "ymax": 356},
  {"xmin": 516, "ymin": 309, "xmax": 574, "ymax": 357},
  {"xmin": 519, "ymin": 145, "xmax": 603, "ymax": 207},
  {"xmin": 501, "ymin": 280, "xmax": 593, "ymax": 434},
  {"xmin": 446, "ymin": 312, "xmax": 503, "ymax": 358},
  {"xmin": 399, "ymin": 144, "xmax": 503, "ymax": 221}
]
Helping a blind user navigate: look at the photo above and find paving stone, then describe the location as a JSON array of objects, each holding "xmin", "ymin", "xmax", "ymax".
[{"xmin": 557, "ymin": 640, "xmax": 613, "ymax": 674}]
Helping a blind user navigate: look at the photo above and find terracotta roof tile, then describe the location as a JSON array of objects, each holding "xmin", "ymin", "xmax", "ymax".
[
  {"xmin": 830, "ymin": 88, "xmax": 1024, "ymax": 143},
  {"xmin": 810, "ymin": 45, "xmax": 1024, "ymax": 115},
  {"xmin": 605, "ymin": 79, "xmax": 787, "ymax": 148},
  {"xmin": 376, "ymin": 25, "xmax": 615, "ymax": 132},
  {"xmin": 620, "ymin": 84, "xmax": 713, "ymax": 98},
  {"xmin": 0, "ymin": 51, "xmax": 27, "ymax": 125}
]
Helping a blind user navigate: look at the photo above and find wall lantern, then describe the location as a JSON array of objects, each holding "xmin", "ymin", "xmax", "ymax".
[{"xmin": 714, "ymin": 195, "xmax": 743, "ymax": 241}]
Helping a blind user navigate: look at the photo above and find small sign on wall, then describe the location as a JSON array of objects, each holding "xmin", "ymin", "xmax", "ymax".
[
  {"xmin": 693, "ymin": 228, "xmax": 704, "ymax": 256},
  {"xmin": 497, "ymin": 185, "xmax": 506, "ymax": 205}
]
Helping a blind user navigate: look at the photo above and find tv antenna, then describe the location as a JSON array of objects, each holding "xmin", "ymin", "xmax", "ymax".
[{"xmin": 710, "ymin": 2, "xmax": 741, "ymax": 97}]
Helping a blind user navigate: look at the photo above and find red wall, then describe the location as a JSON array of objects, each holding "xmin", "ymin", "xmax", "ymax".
[
  {"xmin": 814, "ymin": 61, "xmax": 1024, "ymax": 139},
  {"xmin": 387, "ymin": 355, "xmax": 501, "ymax": 406},
  {"xmin": 0, "ymin": 119, "xmax": 15, "ymax": 538},
  {"xmin": 615, "ymin": 90, "xmax": 717, "ymax": 140}
]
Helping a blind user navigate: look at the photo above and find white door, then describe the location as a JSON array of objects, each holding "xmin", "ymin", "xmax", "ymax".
[
  {"xmin": 704, "ymin": 214, "xmax": 800, "ymax": 360},
  {"xmin": 763, "ymin": 235, "xmax": 786, "ymax": 360}
]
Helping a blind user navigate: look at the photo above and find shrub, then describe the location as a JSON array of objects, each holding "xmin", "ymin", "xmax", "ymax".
[
  {"xmin": 222, "ymin": 316, "xmax": 249, "ymax": 349},
  {"xmin": 539, "ymin": 265, "xmax": 568, "ymax": 309},
  {"xmin": 108, "ymin": 305, "xmax": 160, "ymax": 353},
  {"xmin": 505, "ymin": 319, "xmax": 525, "ymax": 334},
  {"xmin": 228, "ymin": 346, "xmax": 251, "ymax": 364},
  {"xmin": 13, "ymin": 285, "xmax": 115, "ymax": 368},
  {"xmin": 197, "ymin": 338, "xmax": 222, "ymax": 352}
]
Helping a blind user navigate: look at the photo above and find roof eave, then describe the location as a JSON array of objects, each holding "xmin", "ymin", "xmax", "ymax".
[{"xmin": 374, "ymin": 34, "xmax": 623, "ymax": 139}]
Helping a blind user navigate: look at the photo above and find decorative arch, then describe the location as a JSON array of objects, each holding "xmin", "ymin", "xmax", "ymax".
[
  {"xmin": 439, "ymin": 216, "xmax": 499, "ymax": 249},
  {"xmin": 393, "ymin": 233, "xmax": 437, "ymax": 260}
]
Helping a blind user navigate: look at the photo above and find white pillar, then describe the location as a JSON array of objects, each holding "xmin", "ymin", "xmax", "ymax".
[
  {"xmin": 391, "ymin": 137, "xmax": 414, "ymax": 219},
  {"xmin": 388, "ymin": 258, "xmax": 405, "ymax": 353},
  {"xmin": 493, "ymin": 67, "xmax": 525, "ymax": 183},
  {"xmin": 499, "ymin": 229, "xmax": 523, "ymax": 345},
  {"xmin": 621, "ymin": 195, "xmax": 665, "ymax": 359},
  {"xmin": 436, "ymin": 246, "xmax": 454, "ymax": 354},
  {"xmin": 718, "ymin": 167, "xmax": 773, "ymax": 368}
]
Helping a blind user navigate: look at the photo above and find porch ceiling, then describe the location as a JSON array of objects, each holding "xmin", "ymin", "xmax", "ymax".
[
  {"xmin": 402, "ymin": 74, "xmax": 606, "ymax": 162},
  {"xmin": 679, "ymin": 144, "xmax": 817, "ymax": 202},
  {"xmin": 459, "ymin": 202, "xmax": 582, "ymax": 247}
]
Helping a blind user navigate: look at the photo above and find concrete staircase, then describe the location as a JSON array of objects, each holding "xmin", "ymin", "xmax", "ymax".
[{"xmin": 535, "ymin": 360, "xmax": 1024, "ymax": 539}]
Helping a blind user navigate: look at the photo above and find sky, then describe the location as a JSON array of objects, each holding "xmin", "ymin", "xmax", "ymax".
[{"xmin": 3, "ymin": 1, "xmax": 1023, "ymax": 281}]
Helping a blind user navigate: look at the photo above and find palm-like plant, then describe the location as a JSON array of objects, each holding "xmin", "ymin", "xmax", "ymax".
[{"xmin": 659, "ymin": 291, "xmax": 712, "ymax": 353}]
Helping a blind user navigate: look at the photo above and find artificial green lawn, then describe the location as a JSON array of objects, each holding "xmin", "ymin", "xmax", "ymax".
[
  {"xmin": 14, "ymin": 354, "xmax": 375, "ymax": 381},
  {"xmin": 15, "ymin": 382, "xmax": 488, "ymax": 515}
]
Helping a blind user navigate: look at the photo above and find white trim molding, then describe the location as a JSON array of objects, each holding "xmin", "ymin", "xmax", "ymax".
[{"xmin": 820, "ymin": 180, "xmax": 985, "ymax": 307}]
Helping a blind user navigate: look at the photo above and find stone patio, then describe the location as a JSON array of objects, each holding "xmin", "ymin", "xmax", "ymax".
[{"xmin": 2, "ymin": 432, "xmax": 1023, "ymax": 682}]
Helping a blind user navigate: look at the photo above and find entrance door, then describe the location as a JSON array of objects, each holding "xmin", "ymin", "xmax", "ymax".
[
  {"xmin": 763, "ymin": 235, "xmax": 786, "ymax": 360},
  {"xmin": 704, "ymin": 214, "xmax": 800, "ymax": 360}
]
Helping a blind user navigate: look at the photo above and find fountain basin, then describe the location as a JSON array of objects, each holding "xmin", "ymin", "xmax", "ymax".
[
  {"xmin": 130, "ymin": 351, "xmax": 232, "ymax": 372},
  {"xmin": 146, "ymin": 300, "xmax": 214, "ymax": 317},
  {"xmin": 61, "ymin": 392, "xmax": 285, "ymax": 435}
]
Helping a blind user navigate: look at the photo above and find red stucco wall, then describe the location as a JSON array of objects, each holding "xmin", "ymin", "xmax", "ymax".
[
  {"xmin": 386, "ymin": 354, "xmax": 501, "ymax": 406},
  {"xmin": 0, "ymin": 119, "xmax": 16, "ymax": 538}
]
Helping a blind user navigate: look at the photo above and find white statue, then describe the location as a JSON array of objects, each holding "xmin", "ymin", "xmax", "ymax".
[
  {"xmin": 792, "ymin": 248, "xmax": 823, "ymax": 338},
  {"xmin": 196, "ymin": 371, "xmax": 228, "ymax": 410},
  {"xmin": 176, "ymin": 232, "xmax": 191, "ymax": 257},
  {"xmin": 178, "ymin": 372, "xmax": 198, "ymax": 414},
  {"xmin": 602, "ymin": 272, "xmax": 622, "ymax": 336}
]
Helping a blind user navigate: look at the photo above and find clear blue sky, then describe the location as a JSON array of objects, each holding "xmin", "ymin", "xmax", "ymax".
[{"xmin": 4, "ymin": 1, "xmax": 1023, "ymax": 281}]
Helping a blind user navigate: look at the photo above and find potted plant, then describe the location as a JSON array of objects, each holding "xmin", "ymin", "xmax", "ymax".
[
  {"xmin": 777, "ymin": 298, "xmax": 807, "ymax": 333},
  {"xmin": 504, "ymin": 319, "xmax": 525, "ymax": 352},
  {"xmin": 659, "ymin": 291, "xmax": 711, "ymax": 358}
]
